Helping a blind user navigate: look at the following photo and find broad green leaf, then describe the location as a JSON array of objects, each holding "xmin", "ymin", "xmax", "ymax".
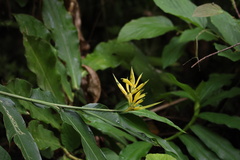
[
  {"xmin": 164, "ymin": 73, "xmax": 198, "ymax": 101},
  {"xmin": 162, "ymin": 37, "xmax": 186, "ymax": 69},
  {"xmin": 42, "ymin": 0, "xmax": 81, "ymax": 90},
  {"xmin": 28, "ymin": 120, "xmax": 61, "ymax": 151},
  {"xmin": 162, "ymin": 28, "xmax": 216, "ymax": 68},
  {"xmin": 23, "ymin": 36, "xmax": 65, "ymax": 102},
  {"xmin": 191, "ymin": 125, "xmax": 240, "ymax": 160},
  {"xmin": 146, "ymin": 154, "xmax": 176, "ymax": 160},
  {"xmin": 0, "ymin": 98, "xmax": 41, "ymax": 160},
  {"xmin": 198, "ymin": 112, "xmax": 240, "ymax": 130},
  {"xmin": 102, "ymin": 148, "xmax": 119, "ymax": 160},
  {"xmin": 15, "ymin": 14, "xmax": 73, "ymax": 102},
  {"xmin": 129, "ymin": 109, "xmax": 184, "ymax": 132},
  {"xmin": 119, "ymin": 141, "xmax": 152, "ymax": 160},
  {"xmin": 60, "ymin": 109, "xmax": 106, "ymax": 160},
  {"xmin": 153, "ymin": 0, "xmax": 207, "ymax": 28},
  {"xmin": 179, "ymin": 134, "xmax": 219, "ymax": 160},
  {"xmin": 61, "ymin": 123, "xmax": 81, "ymax": 152},
  {"xmin": 14, "ymin": 14, "xmax": 50, "ymax": 40},
  {"xmin": 196, "ymin": 73, "xmax": 234, "ymax": 103},
  {"xmin": 202, "ymin": 87, "xmax": 240, "ymax": 107},
  {"xmin": 215, "ymin": 43, "xmax": 240, "ymax": 62},
  {"xmin": 81, "ymin": 103, "xmax": 185, "ymax": 160},
  {"xmin": 0, "ymin": 146, "xmax": 11, "ymax": 160},
  {"xmin": 118, "ymin": 16, "xmax": 176, "ymax": 42},
  {"xmin": 83, "ymin": 40, "xmax": 136, "ymax": 71},
  {"xmin": 193, "ymin": 3, "xmax": 223, "ymax": 17},
  {"xmin": 210, "ymin": 12, "xmax": 240, "ymax": 50}
]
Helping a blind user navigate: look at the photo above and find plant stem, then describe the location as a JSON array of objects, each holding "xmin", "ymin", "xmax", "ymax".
[
  {"xmin": 0, "ymin": 91, "xmax": 121, "ymax": 112},
  {"xmin": 62, "ymin": 147, "xmax": 82, "ymax": 160},
  {"xmin": 165, "ymin": 102, "xmax": 200, "ymax": 141}
]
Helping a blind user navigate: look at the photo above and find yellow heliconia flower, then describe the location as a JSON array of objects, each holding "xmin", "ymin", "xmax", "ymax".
[{"xmin": 113, "ymin": 68, "xmax": 161, "ymax": 111}]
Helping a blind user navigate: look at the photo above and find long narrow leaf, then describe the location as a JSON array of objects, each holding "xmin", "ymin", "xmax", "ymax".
[
  {"xmin": 0, "ymin": 146, "xmax": 11, "ymax": 160},
  {"xmin": 119, "ymin": 141, "xmax": 152, "ymax": 160},
  {"xmin": 198, "ymin": 112, "xmax": 240, "ymax": 130},
  {"xmin": 191, "ymin": 124, "xmax": 240, "ymax": 160},
  {"xmin": 60, "ymin": 109, "xmax": 106, "ymax": 160},
  {"xmin": 81, "ymin": 103, "xmax": 185, "ymax": 160},
  {"xmin": 129, "ymin": 109, "xmax": 184, "ymax": 132},
  {"xmin": 179, "ymin": 134, "xmax": 219, "ymax": 160},
  {"xmin": 0, "ymin": 97, "xmax": 41, "ymax": 160},
  {"xmin": 42, "ymin": 0, "xmax": 81, "ymax": 89}
]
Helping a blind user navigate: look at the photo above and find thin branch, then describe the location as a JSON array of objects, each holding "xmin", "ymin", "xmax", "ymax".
[
  {"xmin": 150, "ymin": 98, "xmax": 187, "ymax": 112},
  {"xmin": 231, "ymin": 0, "xmax": 240, "ymax": 18},
  {"xmin": 191, "ymin": 42, "xmax": 240, "ymax": 68}
]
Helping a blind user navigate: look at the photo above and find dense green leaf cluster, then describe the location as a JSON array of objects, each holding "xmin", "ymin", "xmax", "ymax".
[{"xmin": 1, "ymin": 0, "xmax": 240, "ymax": 159}]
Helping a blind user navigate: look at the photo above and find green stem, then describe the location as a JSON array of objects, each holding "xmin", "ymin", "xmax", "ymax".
[
  {"xmin": 62, "ymin": 147, "xmax": 82, "ymax": 160},
  {"xmin": 0, "ymin": 91, "xmax": 121, "ymax": 112},
  {"xmin": 165, "ymin": 102, "xmax": 200, "ymax": 141}
]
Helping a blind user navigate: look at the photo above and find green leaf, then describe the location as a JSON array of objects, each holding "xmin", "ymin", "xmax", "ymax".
[
  {"xmin": 61, "ymin": 123, "xmax": 81, "ymax": 152},
  {"xmin": 202, "ymin": 87, "xmax": 240, "ymax": 107},
  {"xmin": 28, "ymin": 120, "xmax": 61, "ymax": 151},
  {"xmin": 83, "ymin": 40, "xmax": 136, "ymax": 71},
  {"xmin": 129, "ymin": 109, "xmax": 184, "ymax": 132},
  {"xmin": 5, "ymin": 79, "xmax": 32, "ymax": 114},
  {"xmin": 118, "ymin": 16, "xmax": 176, "ymax": 42},
  {"xmin": 196, "ymin": 73, "xmax": 234, "ymax": 103},
  {"xmin": 102, "ymin": 148, "xmax": 119, "ymax": 160},
  {"xmin": 215, "ymin": 43, "xmax": 240, "ymax": 62},
  {"xmin": 12, "ymin": 88, "xmax": 61, "ymax": 129},
  {"xmin": 56, "ymin": 61, "xmax": 74, "ymax": 102},
  {"xmin": 81, "ymin": 103, "xmax": 185, "ymax": 160},
  {"xmin": 153, "ymin": 0, "xmax": 207, "ymax": 28},
  {"xmin": 146, "ymin": 154, "xmax": 176, "ymax": 160},
  {"xmin": 15, "ymin": 0, "xmax": 28, "ymax": 7},
  {"xmin": 191, "ymin": 125, "xmax": 240, "ymax": 160},
  {"xmin": 164, "ymin": 73, "xmax": 198, "ymax": 101},
  {"xmin": 119, "ymin": 141, "xmax": 152, "ymax": 160},
  {"xmin": 60, "ymin": 109, "xmax": 106, "ymax": 160},
  {"xmin": 23, "ymin": 36, "xmax": 65, "ymax": 102},
  {"xmin": 162, "ymin": 28, "xmax": 216, "ymax": 68},
  {"xmin": 198, "ymin": 112, "xmax": 240, "ymax": 130},
  {"xmin": 0, "ymin": 98, "xmax": 41, "ymax": 160},
  {"xmin": 162, "ymin": 37, "xmax": 186, "ymax": 69},
  {"xmin": 210, "ymin": 12, "xmax": 240, "ymax": 50},
  {"xmin": 193, "ymin": 3, "xmax": 223, "ymax": 17},
  {"xmin": 82, "ymin": 113, "xmax": 136, "ymax": 145},
  {"xmin": 42, "ymin": 0, "xmax": 81, "ymax": 89},
  {"xmin": 167, "ymin": 142, "xmax": 189, "ymax": 160},
  {"xmin": 0, "ymin": 146, "xmax": 11, "ymax": 160},
  {"xmin": 179, "ymin": 134, "xmax": 219, "ymax": 160},
  {"xmin": 14, "ymin": 14, "xmax": 50, "ymax": 40}
]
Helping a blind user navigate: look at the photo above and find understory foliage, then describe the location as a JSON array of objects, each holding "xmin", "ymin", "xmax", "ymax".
[{"xmin": 1, "ymin": 0, "xmax": 240, "ymax": 159}]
